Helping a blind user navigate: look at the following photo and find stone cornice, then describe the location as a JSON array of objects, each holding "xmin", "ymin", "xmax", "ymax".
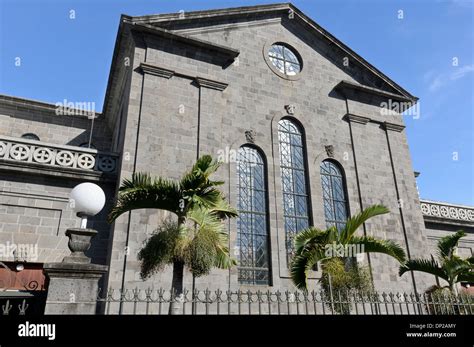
[
  {"xmin": 195, "ymin": 77, "xmax": 228, "ymax": 91},
  {"xmin": 140, "ymin": 63, "xmax": 174, "ymax": 79},
  {"xmin": 127, "ymin": 22, "xmax": 240, "ymax": 62},
  {"xmin": 383, "ymin": 122, "xmax": 405, "ymax": 132},
  {"xmin": 343, "ymin": 113, "xmax": 371, "ymax": 125}
]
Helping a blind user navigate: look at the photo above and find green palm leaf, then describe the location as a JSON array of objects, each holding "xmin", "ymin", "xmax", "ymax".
[
  {"xmin": 290, "ymin": 249, "xmax": 327, "ymax": 290},
  {"xmin": 437, "ymin": 230, "xmax": 466, "ymax": 259},
  {"xmin": 293, "ymin": 227, "xmax": 328, "ymax": 255},
  {"xmin": 443, "ymin": 257, "xmax": 473, "ymax": 279},
  {"xmin": 351, "ymin": 236, "xmax": 407, "ymax": 263},
  {"xmin": 108, "ymin": 176, "xmax": 181, "ymax": 222},
  {"xmin": 399, "ymin": 258, "xmax": 448, "ymax": 282},
  {"xmin": 339, "ymin": 205, "xmax": 389, "ymax": 243}
]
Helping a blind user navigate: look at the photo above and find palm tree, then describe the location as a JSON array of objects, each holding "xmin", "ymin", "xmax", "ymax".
[
  {"xmin": 290, "ymin": 205, "xmax": 407, "ymax": 290},
  {"xmin": 399, "ymin": 230, "xmax": 474, "ymax": 293},
  {"xmin": 108, "ymin": 155, "xmax": 238, "ymax": 313}
]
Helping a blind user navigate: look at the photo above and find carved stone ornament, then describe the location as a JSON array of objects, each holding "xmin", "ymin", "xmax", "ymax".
[
  {"xmin": 245, "ymin": 130, "xmax": 256, "ymax": 143},
  {"xmin": 285, "ymin": 104, "xmax": 296, "ymax": 115},
  {"xmin": 325, "ymin": 145, "xmax": 334, "ymax": 158}
]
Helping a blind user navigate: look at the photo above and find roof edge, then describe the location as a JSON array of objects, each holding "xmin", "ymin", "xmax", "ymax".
[{"xmin": 0, "ymin": 94, "xmax": 102, "ymax": 119}]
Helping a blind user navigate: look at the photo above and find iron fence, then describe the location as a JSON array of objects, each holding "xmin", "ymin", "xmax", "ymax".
[{"xmin": 99, "ymin": 288, "xmax": 474, "ymax": 315}]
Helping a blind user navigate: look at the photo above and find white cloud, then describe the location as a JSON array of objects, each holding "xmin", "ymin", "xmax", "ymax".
[
  {"xmin": 450, "ymin": 64, "xmax": 474, "ymax": 80},
  {"xmin": 429, "ymin": 76, "xmax": 444, "ymax": 92},
  {"xmin": 427, "ymin": 64, "xmax": 474, "ymax": 92}
]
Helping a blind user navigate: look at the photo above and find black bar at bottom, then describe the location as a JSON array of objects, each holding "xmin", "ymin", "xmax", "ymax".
[{"xmin": 0, "ymin": 315, "xmax": 471, "ymax": 345}]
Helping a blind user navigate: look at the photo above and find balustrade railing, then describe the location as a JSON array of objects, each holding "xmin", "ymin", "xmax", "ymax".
[
  {"xmin": 420, "ymin": 200, "xmax": 474, "ymax": 223},
  {"xmin": 0, "ymin": 135, "xmax": 118, "ymax": 174}
]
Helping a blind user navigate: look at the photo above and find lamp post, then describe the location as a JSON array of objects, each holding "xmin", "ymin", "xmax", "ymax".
[
  {"xmin": 63, "ymin": 183, "xmax": 106, "ymax": 264},
  {"xmin": 43, "ymin": 182, "xmax": 108, "ymax": 314}
]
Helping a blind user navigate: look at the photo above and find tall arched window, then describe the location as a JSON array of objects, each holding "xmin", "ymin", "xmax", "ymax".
[
  {"xmin": 277, "ymin": 119, "xmax": 311, "ymax": 259},
  {"xmin": 320, "ymin": 160, "xmax": 349, "ymax": 231},
  {"xmin": 236, "ymin": 146, "xmax": 270, "ymax": 285}
]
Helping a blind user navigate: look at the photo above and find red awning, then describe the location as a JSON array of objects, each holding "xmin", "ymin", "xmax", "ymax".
[{"xmin": 0, "ymin": 263, "xmax": 47, "ymax": 291}]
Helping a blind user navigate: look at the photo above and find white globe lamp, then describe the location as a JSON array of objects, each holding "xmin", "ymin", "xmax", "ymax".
[{"xmin": 70, "ymin": 182, "xmax": 106, "ymax": 229}]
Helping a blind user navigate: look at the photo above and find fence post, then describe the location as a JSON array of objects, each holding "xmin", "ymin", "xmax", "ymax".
[{"xmin": 328, "ymin": 273, "xmax": 335, "ymax": 314}]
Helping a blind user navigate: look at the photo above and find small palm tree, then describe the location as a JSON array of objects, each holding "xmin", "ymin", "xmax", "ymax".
[
  {"xmin": 399, "ymin": 230, "xmax": 474, "ymax": 293},
  {"xmin": 290, "ymin": 205, "xmax": 407, "ymax": 290},
  {"xmin": 108, "ymin": 155, "xmax": 238, "ymax": 313}
]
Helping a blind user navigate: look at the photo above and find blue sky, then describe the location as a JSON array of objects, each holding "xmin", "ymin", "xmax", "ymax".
[{"xmin": 1, "ymin": 0, "xmax": 473, "ymax": 205}]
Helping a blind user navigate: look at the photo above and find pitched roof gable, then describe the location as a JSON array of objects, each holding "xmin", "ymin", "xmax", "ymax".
[{"xmin": 124, "ymin": 3, "xmax": 417, "ymax": 102}]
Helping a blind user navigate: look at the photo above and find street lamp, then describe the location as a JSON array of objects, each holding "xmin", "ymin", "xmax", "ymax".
[
  {"xmin": 64, "ymin": 183, "xmax": 106, "ymax": 264},
  {"xmin": 70, "ymin": 182, "xmax": 106, "ymax": 229}
]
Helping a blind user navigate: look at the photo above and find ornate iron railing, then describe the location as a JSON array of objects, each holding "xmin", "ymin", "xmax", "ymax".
[
  {"xmin": 0, "ymin": 135, "xmax": 118, "ymax": 174},
  {"xmin": 0, "ymin": 291, "xmax": 46, "ymax": 315},
  {"xmin": 98, "ymin": 288, "xmax": 474, "ymax": 315},
  {"xmin": 420, "ymin": 200, "xmax": 474, "ymax": 223}
]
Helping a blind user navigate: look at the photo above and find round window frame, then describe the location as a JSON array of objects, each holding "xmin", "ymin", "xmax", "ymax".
[{"xmin": 263, "ymin": 41, "xmax": 304, "ymax": 81}]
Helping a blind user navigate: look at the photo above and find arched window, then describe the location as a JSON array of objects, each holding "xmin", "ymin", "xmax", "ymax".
[
  {"xmin": 236, "ymin": 146, "xmax": 270, "ymax": 285},
  {"xmin": 320, "ymin": 160, "xmax": 349, "ymax": 231},
  {"xmin": 21, "ymin": 133, "xmax": 40, "ymax": 141},
  {"xmin": 277, "ymin": 119, "xmax": 311, "ymax": 259}
]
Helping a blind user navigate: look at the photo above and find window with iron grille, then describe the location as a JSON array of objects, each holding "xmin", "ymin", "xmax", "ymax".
[
  {"xmin": 277, "ymin": 119, "xmax": 311, "ymax": 261},
  {"xmin": 268, "ymin": 43, "xmax": 302, "ymax": 76},
  {"xmin": 236, "ymin": 146, "xmax": 270, "ymax": 285},
  {"xmin": 320, "ymin": 160, "xmax": 349, "ymax": 231}
]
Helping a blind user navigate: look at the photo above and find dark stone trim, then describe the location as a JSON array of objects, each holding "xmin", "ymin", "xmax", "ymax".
[
  {"xmin": 343, "ymin": 113, "xmax": 371, "ymax": 125},
  {"xmin": 336, "ymin": 80, "xmax": 416, "ymax": 104},
  {"xmin": 140, "ymin": 63, "xmax": 174, "ymax": 79},
  {"xmin": 195, "ymin": 77, "xmax": 228, "ymax": 91},
  {"xmin": 383, "ymin": 121, "xmax": 406, "ymax": 132}
]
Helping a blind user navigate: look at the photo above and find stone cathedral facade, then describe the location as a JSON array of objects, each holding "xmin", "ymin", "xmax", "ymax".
[{"xmin": 0, "ymin": 4, "xmax": 472, "ymax": 311}]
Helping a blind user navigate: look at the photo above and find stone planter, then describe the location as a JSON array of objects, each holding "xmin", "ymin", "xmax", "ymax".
[{"xmin": 62, "ymin": 228, "xmax": 98, "ymax": 264}]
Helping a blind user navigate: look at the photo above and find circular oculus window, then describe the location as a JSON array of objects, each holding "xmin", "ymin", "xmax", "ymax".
[{"xmin": 268, "ymin": 43, "xmax": 302, "ymax": 76}]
